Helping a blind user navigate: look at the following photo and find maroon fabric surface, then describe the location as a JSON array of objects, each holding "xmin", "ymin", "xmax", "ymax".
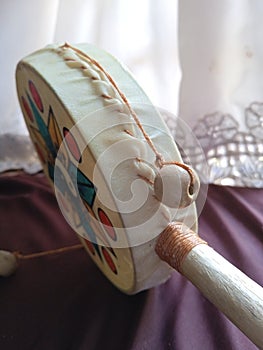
[{"xmin": 0, "ymin": 173, "xmax": 262, "ymax": 350}]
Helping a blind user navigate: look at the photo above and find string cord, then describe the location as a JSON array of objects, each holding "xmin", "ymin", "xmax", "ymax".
[
  {"xmin": 60, "ymin": 43, "xmax": 195, "ymax": 188},
  {"xmin": 14, "ymin": 244, "xmax": 83, "ymax": 260}
]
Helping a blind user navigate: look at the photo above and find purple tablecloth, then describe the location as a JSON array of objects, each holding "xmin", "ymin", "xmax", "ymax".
[{"xmin": 0, "ymin": 173, "xmax": 262, "ymax": 349}]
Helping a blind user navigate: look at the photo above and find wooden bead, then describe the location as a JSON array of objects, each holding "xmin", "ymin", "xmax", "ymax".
[
  {"xmin": 154, "ymin": 164, "xmax": 199, "ymax": 208},
  {"xmin": 0, "ymin": 250, "xmax": 18, "ymax": 277}
]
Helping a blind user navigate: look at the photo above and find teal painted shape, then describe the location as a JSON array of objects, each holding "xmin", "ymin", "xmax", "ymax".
[
  {"xmin": 27, "ymin": 93, "xmax": 57, "ymax": 158},
  {"xmin": 76, "ymin": 165, "xmax": 97, "ymax": 208}
]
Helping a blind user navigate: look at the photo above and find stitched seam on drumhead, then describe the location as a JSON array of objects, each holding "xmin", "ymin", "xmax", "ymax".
[
  {"xmin": 56, "ymin": 45, "xmax": 128, "ymax": 113},
  {"xmin": 55, "ymin": 43, "xmax": 194, "ymax": 189},
  {"xmin": 56, "ymin": 43, "xmax": 155, "ymax": 186}
]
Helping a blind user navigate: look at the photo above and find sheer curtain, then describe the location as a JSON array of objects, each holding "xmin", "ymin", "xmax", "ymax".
[
  {"xmin": 0, "ymin": 0, "xmax": 178, "ymax": 135},
  {"xmin": 1, "ymin": 0, "xmax": 262, "ymax": 186},
  {"xmin": 177, "ymin": 0, "xmax": 263, "ymax": 187}
]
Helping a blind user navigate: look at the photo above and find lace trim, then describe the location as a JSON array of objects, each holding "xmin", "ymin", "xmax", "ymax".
[
  {"xmin": 0, "ymin": 134, "xmax": 42, "ymax": 174},
  {"xmin": 164, "ymin": 102, "xmax": 263, "ymax": 187}
]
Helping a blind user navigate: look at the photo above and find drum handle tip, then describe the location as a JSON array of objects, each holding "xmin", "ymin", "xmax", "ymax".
[{"xmin": 155, "ymin": 222, "xmax": 263, "ymax": 349}]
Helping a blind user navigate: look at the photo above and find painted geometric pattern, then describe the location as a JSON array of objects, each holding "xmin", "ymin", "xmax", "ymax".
[{"xmin": 20, "ymin": 79, "xmax": 124, "ymax": 276}]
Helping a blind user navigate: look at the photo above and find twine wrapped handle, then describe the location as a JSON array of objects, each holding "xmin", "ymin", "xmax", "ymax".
[
  {"xmin": 155, "ymin": 222, "xmax": 263, "ymax": 349},
  {"xmin": 155, "ymin": 222, "xmax": 207, "ymax": 272}
]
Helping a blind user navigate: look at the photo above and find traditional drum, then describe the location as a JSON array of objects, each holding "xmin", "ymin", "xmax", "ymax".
[{"xmin": 15, "ymin": 43, "xmax": 263, "ymax": 348}]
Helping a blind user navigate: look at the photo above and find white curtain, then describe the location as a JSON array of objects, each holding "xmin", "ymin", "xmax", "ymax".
[
  {"xmin": 177, "ymin": 0, "xmax": 263, "ymax": 187},
  {"xmin": 0, "ymin": 0, "xmax": 179, "ymax": 135},
  {"xmin": 1, "ymin": 0, "xmax": 262, "ymax": 186}
]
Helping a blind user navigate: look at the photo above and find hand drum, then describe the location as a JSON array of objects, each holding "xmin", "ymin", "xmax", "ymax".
[{"xmin": 16, "ymin": 43, "xmax": 263, "ymax": 348}]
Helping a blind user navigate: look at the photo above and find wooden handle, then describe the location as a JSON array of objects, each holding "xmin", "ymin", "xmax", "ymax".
[{"xmin": 156, "ymin": 223, "xmax": 263, "ymax": 349}]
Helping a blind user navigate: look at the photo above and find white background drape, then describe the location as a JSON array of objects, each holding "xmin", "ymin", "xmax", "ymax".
[
  {"xmin": 0, "ymin": 0, "xmax": 179, "ymax": 135},
  {"xmin": 1, "ymin": 0, "xmax": 262, "ymax": 186}
]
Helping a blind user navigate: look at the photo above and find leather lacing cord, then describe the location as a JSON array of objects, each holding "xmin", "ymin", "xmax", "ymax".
[{"xmin": 13, "ymin": 244, "xmax": 83, "ymax": 260}]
